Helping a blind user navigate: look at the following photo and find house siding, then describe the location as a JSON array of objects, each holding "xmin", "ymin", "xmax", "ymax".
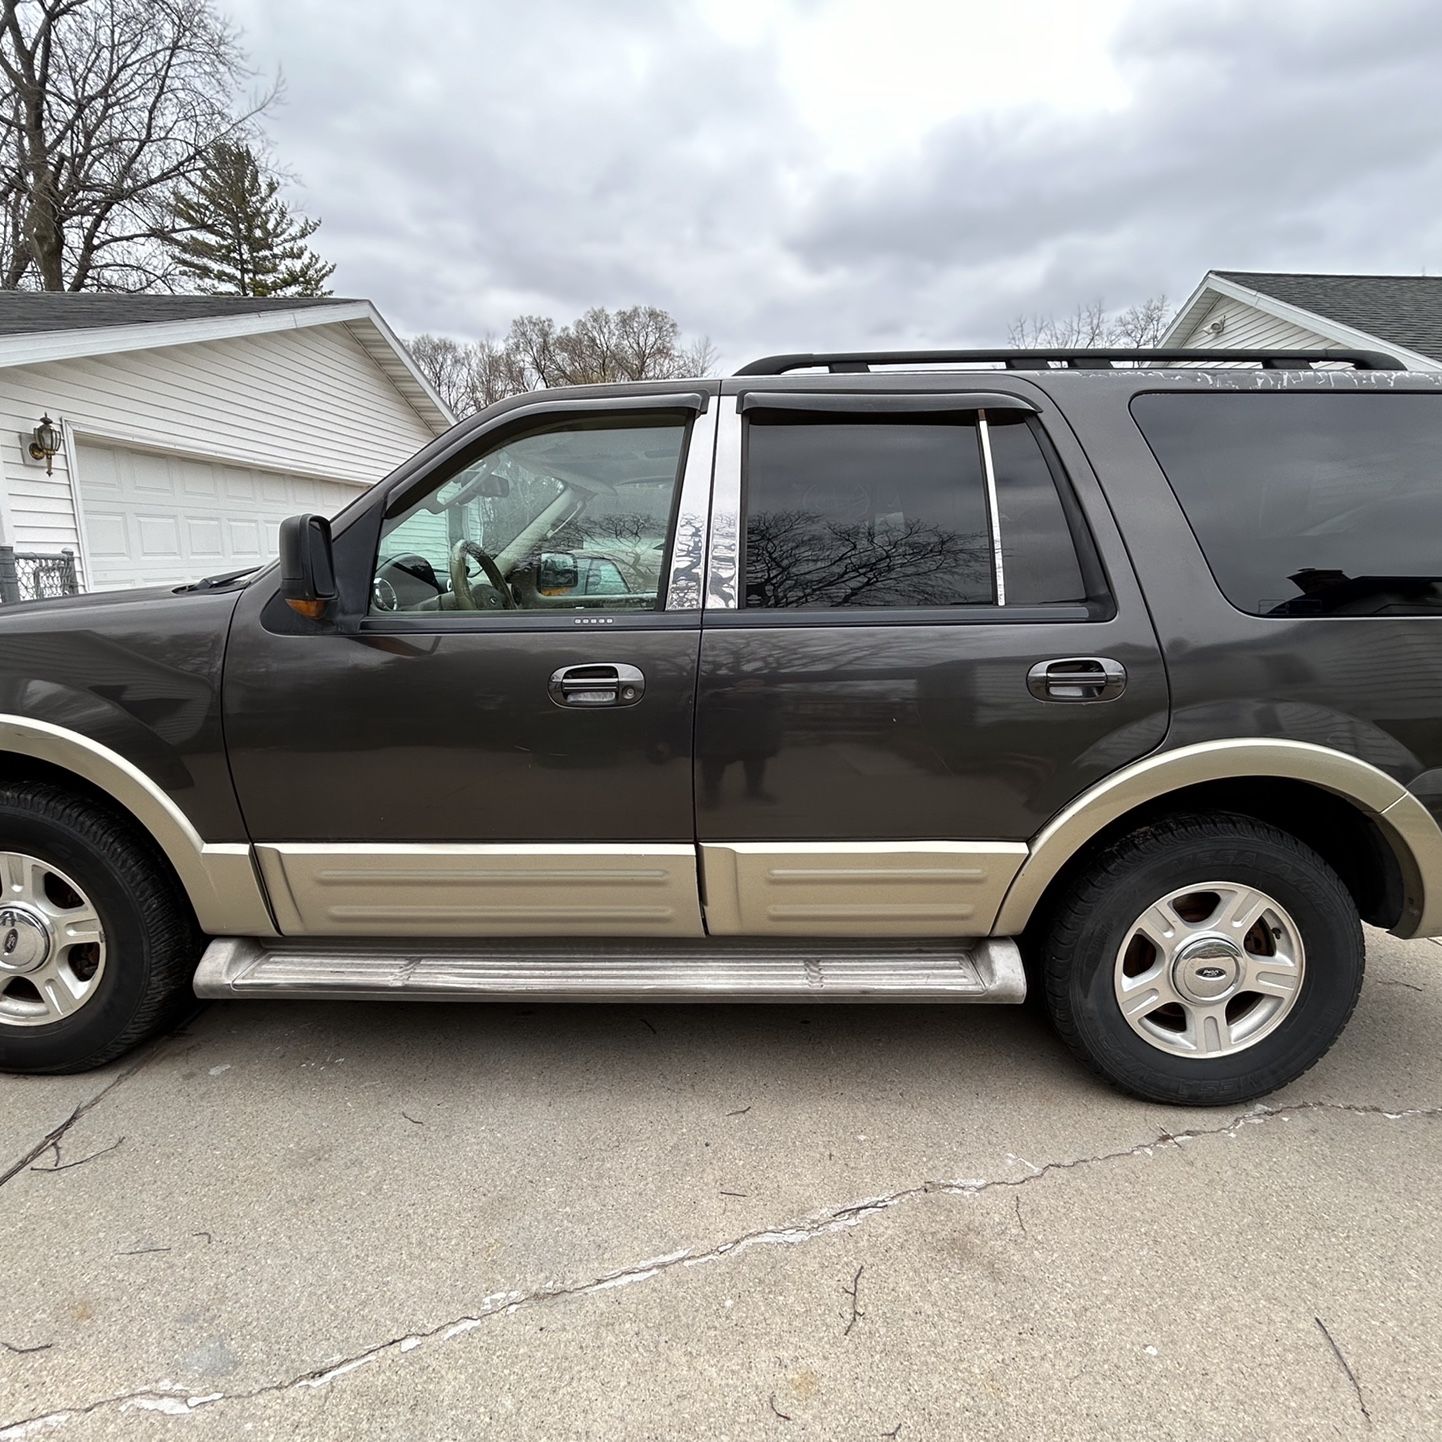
[
  {"xmin": 1169, "ymin": 295, "xmax": 1335, "ymax": 352},
  {"xmin": 0, "ymin": 324, "xmax": 438, "ymax": 567}
]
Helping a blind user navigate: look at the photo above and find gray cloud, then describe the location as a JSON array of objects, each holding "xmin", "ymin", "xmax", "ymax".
[{"xmin": 230, "ymin": 0, "xmax": 1442, "ymax": 367}]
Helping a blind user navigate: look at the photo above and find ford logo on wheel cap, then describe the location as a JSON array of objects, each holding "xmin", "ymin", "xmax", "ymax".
[{"xmin": 1196, "ymin": 965, "xmax": 1227, "ymax": 980}]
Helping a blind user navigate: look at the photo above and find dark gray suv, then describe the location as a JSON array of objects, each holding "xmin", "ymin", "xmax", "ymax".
[{"xmin": 1, "ymin": 345, "xmax": 1437, "ymax": 1105}]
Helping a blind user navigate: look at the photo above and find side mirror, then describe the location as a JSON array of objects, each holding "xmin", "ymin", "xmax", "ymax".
[
  {"xmin": 537, "ymin": 552, "xmax": 580, "ymax": 595},
  {"xmin": 279, "ymin": 514, "xmax": 337, "ymax": 620}
]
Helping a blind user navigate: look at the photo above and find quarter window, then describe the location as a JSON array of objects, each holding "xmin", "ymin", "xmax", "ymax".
[
  {"xmin": 989, "ymin": 418, "xmax": 1087, "ymax": 606},
  {"xmin": 1132, "ymin": 393, "xmax": 1442, "ymax": 617}
]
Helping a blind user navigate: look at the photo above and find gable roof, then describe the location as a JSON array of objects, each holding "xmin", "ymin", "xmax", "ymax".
[
  {"xmin": 0, "ymin": 292, "xmax": 454, "ymax": 431},
  {"xmin": 1213, "ymin": 271, "xmax": 1442, "ymax": 362},
  {"xmin": 1163, "ymin": 270, "xmax": 1442, "ymax": 369}
]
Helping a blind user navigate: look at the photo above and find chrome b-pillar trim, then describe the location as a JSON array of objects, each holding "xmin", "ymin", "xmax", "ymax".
[
  {"xmin": 663, "ymin": 400, "xmax": 719, "ymax": 611},
  {"xmin": 704, "ymin": 397, "xmax": 742, "ymax": 610}
]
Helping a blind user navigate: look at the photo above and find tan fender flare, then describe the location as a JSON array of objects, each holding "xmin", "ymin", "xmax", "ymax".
[
  {"xmin": 0, "ymin": 715, "xmax": 274, "ymax": 936},
  {"xmin": 995, "ymin": 738, "xmax": 1442, "ymax": 940}
]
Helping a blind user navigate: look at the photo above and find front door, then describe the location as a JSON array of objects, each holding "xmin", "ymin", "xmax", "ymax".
[
  {"xmin": 224, "ymin": 389, "xmax": 718, "ymax": 937},
  {"xmin": 694, "ymin": 383, "xmax": 1169, "ymax": 936}
]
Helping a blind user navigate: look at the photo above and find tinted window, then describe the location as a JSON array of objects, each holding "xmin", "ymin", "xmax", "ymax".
[
  {"xmin": 743, "ymin": 418, "xmax": 993, "ymax": 608},
  {"xmin": 1133, "ymin": 393, "xmax": 1442, "ymax": 617},
  {"xmin": 989, "ymin": 418, "xmax": 1087, "ymax": 605}
]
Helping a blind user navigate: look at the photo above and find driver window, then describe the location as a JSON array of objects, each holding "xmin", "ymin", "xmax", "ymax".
[{"xmin": 371, "ymin": 415, "xmax": 688, "ymax": 616}]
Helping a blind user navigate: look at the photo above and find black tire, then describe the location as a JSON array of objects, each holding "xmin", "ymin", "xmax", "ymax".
[
  {"xmin": 1040, "ymin": 812, "xmax": 1364, "ymax": 1106},
  {"xmin": 0, "ymin": 782, "xmax": 199, "ymax": 1075}
]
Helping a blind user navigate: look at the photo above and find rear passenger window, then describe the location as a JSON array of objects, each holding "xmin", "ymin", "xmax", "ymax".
[
  {"xmin": 1132, "ymin": 393, "xmax": 1442, "ymax": 617},
  {"xmin": 741, "ymin": 413, "xmax": 1088, "ymax": 611},
  {"xmin": 743, "ymin": 418, "xmax": 992, "ymax": 608}
]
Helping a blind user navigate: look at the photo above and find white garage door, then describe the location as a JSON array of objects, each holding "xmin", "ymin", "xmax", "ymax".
[{"xmin": 76, "ymin": 443, "xmax": 365, "ymax": 590}]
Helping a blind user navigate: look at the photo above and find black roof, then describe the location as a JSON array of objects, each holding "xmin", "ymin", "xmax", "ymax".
[
  {"xmin": 1214, "ymin": 270, "xmax": 1442, "ymax": 362},
  {"xmin": 0, "ymin": 291, "xmax": 360, "ymax": 338}
]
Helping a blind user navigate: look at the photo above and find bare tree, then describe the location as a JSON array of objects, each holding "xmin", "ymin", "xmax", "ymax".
[
  {"xmin": 0, "ymin": 0, "xmax": 278, "ymax": 292},
  {"xmin": 745, "ymin": 510, "xmax": 992, "ymax": 609},
  {"xmin": 1110, "ymin": 295, "xmax": 1172, "ymax": 348},
  {"xmin": 408, "ymin": 305, "xmax": 717, "ymax": 417},
  {"xmin": 1007, "ymin": 295, "xmax": 1172, "ymax": 351},
  {"xmin": 407, "ymin": 334, "xmax": 476, "ymax": 415}
]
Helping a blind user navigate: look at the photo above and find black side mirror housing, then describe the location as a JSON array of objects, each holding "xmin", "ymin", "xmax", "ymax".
[
  {"xmin": 278, "ymin": 514, "xmax": 337, "ymax": 619},
  {"xmin": 538, "ymin": 552, "xmax": 580, "ymax": 594}
]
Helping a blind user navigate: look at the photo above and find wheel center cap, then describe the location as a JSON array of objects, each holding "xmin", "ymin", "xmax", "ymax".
[
  {"xmin": 1172, "ymin": 935, "xmax": 1243, "ymax": 1001},
  {"xmin": 0, "ymin": 906, "xmax": 51, "ymax": 974}
]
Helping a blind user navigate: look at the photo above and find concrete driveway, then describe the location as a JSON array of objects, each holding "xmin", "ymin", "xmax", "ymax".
[{"xmin": 0, "ymin": 931, "xmax": 1438, "ymax": 1441}]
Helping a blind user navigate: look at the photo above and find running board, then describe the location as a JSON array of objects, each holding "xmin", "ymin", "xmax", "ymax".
[{"xmin": 193, "ymin": 936, "xmax": 1027, "ymax": 1003}]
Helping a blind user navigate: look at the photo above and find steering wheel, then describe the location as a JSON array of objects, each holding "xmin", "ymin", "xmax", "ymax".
[{"xmin": 449, "ymin": 539, "xmax": 516, "ymax": 610}]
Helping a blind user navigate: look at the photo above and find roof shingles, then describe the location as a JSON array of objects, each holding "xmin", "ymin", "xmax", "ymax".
[
  {"xmin": 1214, "ymin": 270, "xmax": 1442, "ymax": 362},
  {"xmin": 0, "ymin": 291, "xmax": 359, "ymax": 338}
]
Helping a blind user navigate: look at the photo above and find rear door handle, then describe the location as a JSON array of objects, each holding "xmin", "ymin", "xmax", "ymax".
[
  {"xmin": 1027, "ymin": 657, "xmax": 1127, "ymax": 702},
  {"xmin": 548, "ymin": 663, "xmax": 646, "ymax": 708}
]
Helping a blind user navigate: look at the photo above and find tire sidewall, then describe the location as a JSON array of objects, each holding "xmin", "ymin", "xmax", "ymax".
[{"xmin": 1064, "ymin": 832, "xmax": 1362, "ymax": 1101}]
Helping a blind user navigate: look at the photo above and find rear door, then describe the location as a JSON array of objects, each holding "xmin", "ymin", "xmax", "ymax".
[
  {"xmin": 694, "ymin": 383, "xmax": 1168, "ymax": 936},
  {"xmin": 223, "ymin": 388, "xmax": 718, "ymax": 937}
]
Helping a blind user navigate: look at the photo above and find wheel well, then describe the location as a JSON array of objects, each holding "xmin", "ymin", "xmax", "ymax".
[
  {"xmin": 0, "ymin": 753, "xmax": 198, "ymax": 921},
  {"xmin": 1028, "ymin": 777, "xmax": 1404, "ymax": 933}
]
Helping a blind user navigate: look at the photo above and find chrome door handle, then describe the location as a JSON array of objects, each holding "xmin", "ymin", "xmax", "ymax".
[
  {"xmin": 1027, "ymin": 657, "xmax": 1127, "ymax": 702},
  {"xmin": 548, "ymin": 663, "xmax": 646, "ymax": 708}
]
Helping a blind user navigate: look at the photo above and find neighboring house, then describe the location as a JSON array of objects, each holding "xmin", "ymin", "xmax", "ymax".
[
  {"xmin": 0, "ymin": 294, "xmax": 453, "ymax": 592},
  {"xmin": 1163, "ymin": 270, "xmax": 1442, "ymax": 369}
]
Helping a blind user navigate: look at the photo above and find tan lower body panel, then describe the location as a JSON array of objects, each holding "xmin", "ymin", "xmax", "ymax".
[
  {"xmin": 255, "ymin": 843, "xmax": 704, "ymax": 938},
  {"xmin": 700, "ymin": 842, "xmax": 1027, "ymax": 937}
]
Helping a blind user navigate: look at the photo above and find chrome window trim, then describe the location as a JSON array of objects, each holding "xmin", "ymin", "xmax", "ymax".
[
  {"xmin": 978, "ymin": 410, "xmax": 1006, "ymax": 605},
  {"xmin": 663, "ymin": 402, "xmax": 718, "ymax": 612},
  {"xmin": 704, "ymin": 398, "xmax": 743, "ymax": 610}
]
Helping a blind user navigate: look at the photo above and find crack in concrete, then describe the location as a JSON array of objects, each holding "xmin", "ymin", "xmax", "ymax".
[
  {"xmin": 2, "ymin": 1097, "xmax": 1437, "ymax": 1437},
  {"xmin": 0, "ymin": 1043, "xmax": 166, "ymax": 1194}
]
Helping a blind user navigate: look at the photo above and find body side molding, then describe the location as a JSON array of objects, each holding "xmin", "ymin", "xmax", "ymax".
[
  {"xmin": 0, "ymin": 714, "xmax": 275, "ymax": 935},
  {"xmin": 700, "ymin": 841, "xmax": 1028, "ymax": 937},
  {"xmin": 996, "ymin": 738, "xmax": 1442, "ymax": 939},
  {"xmin": 255, "ymin": 843, "xmax": 705, "ymax": 937}
]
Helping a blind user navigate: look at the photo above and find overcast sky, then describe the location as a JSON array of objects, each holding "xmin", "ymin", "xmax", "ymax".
[{"xmin": 226, "ymin": 0, "xmax": 1442, "ymax": 368}]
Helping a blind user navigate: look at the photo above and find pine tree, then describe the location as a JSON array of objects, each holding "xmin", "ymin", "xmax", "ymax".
[{"xmin": 169, "ymin": 143, "xmax": 336, "ymax": 297}]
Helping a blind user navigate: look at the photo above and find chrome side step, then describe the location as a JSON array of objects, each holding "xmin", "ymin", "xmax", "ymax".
[{"xmin": 194, "ymin": 936, "xmax": 1027, "ymax": 1003}]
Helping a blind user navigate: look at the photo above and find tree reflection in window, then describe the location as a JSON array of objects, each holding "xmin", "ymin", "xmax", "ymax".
[{"xmin": 743, "ymin": 419, "xmax": 994, "ymax": 609}]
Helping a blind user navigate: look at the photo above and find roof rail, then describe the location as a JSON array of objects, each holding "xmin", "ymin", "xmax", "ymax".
[{"xmin": 734, "ymin": 347, "xmax": 1406, "ymax": 376}]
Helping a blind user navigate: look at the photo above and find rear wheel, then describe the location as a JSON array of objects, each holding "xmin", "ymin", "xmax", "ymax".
[
  {"xmin": 0, "ymin": 783, "xmax": 199, "ymax": 1075},
  {"xmin": 1040, "ymin": 813, "xmax": 1364, "ymax": 1105}
]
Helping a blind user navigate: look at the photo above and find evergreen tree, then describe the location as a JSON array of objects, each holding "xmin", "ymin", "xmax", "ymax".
[{"xmin": 169, "ymin": 143, "xmax": 335, "ymax": 297}]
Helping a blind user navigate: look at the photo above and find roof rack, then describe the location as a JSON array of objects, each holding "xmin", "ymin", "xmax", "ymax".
[{"xmin": 734, "ymin": 347, "xmax": 1405, "ymax": 376}]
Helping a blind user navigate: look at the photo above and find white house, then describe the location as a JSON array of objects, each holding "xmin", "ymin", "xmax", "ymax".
[
  {"xmin": 1163, "ymin": 270, "xmax": 1442, "ymax": 369},
  {"xmin": 0, "ymin": 293, "xmax": 453, "ymax": 592}
]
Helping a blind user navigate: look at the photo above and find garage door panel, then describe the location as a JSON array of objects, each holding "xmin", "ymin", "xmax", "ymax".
[
  {"xmin": 80, "ymin": 511, "xmax": 128, "ymax": 557},
  {"xmin": 77, "ymin": 443, "xmax": 365, "ymax": 591},
  {"xmin": 186, "ymin": 517, "xmax": 224, "ymax": 556},
  {"xmin": 179, "ymin": 460, "xmax": 219, "ymax": 499}
]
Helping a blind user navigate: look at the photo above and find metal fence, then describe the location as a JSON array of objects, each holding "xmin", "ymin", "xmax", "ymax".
[{"xmin": 0, "ymin": 547, "xmax": 80, "ymax": 604}]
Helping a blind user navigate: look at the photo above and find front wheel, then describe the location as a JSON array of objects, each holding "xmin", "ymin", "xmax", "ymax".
[
  {"xmin": 1040, "ymin": 813, "xmax": 1364, "ymax": 1106},
  {"xmin": 0, "ymin": 783, "xmax": 199, "ymax": 1074}
]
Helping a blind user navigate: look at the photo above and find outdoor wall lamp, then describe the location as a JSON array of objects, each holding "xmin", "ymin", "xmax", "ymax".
[{"xmin": 27, "ymin": 414, "xmax": 62, "ymax": 475}]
